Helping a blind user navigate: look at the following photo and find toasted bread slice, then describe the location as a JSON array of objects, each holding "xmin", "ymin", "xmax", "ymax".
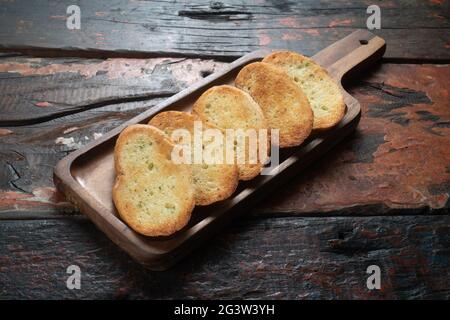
[
  {"xmin": 149, "ymin": 111, "xmax": 239, "ymax": 205},
  {"xmin": 235, "ymin": 62, "xmax": 313, "ymax": 147},
  {"xmin": 192, "ymin": 85, "xmax": 269, "ymax": 180},
  {"xmin": 113, "ymin": 124, "xmax": 195, "ymax": 236},
  {"xmin": 263, "ymin": 51, "xmax": 345, "ymax": 130}
]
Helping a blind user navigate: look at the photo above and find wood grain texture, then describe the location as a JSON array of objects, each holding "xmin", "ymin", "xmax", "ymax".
[
  {"xmin": 0, "ymin": 56, "xmax": 226, "ymax": 125},
  {"xmin": 0, "ymin": 1, "xmax": 448, "ymax": 299},
  {"xmin": 0, "ymin": 63, "xmax": 448, "ymax": 217},
  {"xmin": 0, "ymin": 57, "xmax": 226, "ymax": 217},
  {"xmin": 0, "ymin": 0, "xmax": 448, "ymax": 60},
  {"xmin": 0, "ymin": 215, "xmax": 448, "ymax": 299}
]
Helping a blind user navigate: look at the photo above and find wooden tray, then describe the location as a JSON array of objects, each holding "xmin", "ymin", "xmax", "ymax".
[{"xmin": 54, "ymin": 30, "xmax": 386, "ymax": 270}]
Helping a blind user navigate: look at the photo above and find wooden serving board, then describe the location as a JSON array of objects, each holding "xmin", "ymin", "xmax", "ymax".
[{"xmin": 54, "ymin": 30, "xmax": 386, "ymax": 270}]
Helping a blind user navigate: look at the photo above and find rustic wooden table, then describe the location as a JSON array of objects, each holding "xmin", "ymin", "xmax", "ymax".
[{"xmin": 0, "ymin": 0, "xmax": 449, "ymax": 299}]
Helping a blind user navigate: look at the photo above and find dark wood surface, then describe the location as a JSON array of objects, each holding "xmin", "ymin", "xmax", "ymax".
[
  {"xmin": 1, "ymin": 215, "xmax": 449, "ymax": 299},
  {"xmin": 0, "ymin": 0, "xmax": 449, "ymax": 61},
  {"xmin": 0, "ymin": 0, "xmax": 449, "ymax": 299}
]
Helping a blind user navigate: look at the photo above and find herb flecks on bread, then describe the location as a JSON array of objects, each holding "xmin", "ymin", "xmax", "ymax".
[{"xmin": 113, "ymin": 124, "xmax": 195, "ymax": 236}]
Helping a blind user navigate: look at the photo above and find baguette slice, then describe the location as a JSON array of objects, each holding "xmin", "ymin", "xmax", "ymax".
[
  {"xmin": 192, "ymin": 85, "xmax": 269, "ymax": 180},
  {"xmin": 263, "ymin": 51, "xmax": 345, "ymax": 130},
  {"xmin": 149, "ymin": 111, "xmax": 239, "ymax": 205},
  {"xmin": 113, "ymin": 124, "xmax": 195, "ymax": 237},
  {"xmin": 235, "ymin": 62, "xmax": 313, "ymax": 147}
]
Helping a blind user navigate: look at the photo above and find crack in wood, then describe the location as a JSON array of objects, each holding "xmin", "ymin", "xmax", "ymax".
[
  {"xmin": 5, "ymin": 161, "xmax": 30, "ymax": 194},
  {"xmin": 178, "ymin": 10, "xmax": 252, "ymax": 21},
  {"xmin": 0, "ymin": 92, "xmax": 174, "ymax": 127}
]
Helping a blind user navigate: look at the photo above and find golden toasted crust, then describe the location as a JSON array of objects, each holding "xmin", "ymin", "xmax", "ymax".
[
  {"xmin": 192, "ymin": 85, "xmax": 269, "ymax": 180},
  {"xmin": 113, "ymin": 124, "xmax": 195, "ymax": 236},
  {"xmin": 149, "ymin": 111, "xmax": 239, "ymax": 205},
  {"xmin": 235, "ymin": 62, "xmax": 313, "ymax": 147},
  {"xmin": 263, "ymin": 51, "xmax": 346, "ymax": 130}
]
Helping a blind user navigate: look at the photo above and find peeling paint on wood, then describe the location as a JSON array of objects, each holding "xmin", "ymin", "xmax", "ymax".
[
  {"xmin": 255, "ymin": 64, "xmax": 450, "ymax": 215},
  {"xmin": 34, "ymin": 101, "xmax": 52, "ymax": 108},
  {"xmin": 0, "ymin": 57, "xmax": 227, "ymax": 125},
  {"xmin": 0, "ymin": 0, "xmax": 448, "ymax": 300},
  {"xmin": 0, "ymin": 63, "xmax": 448, "ymax": 217},
  {"xmin": 0, "ymin": 57, "xmax": 191, "ymax": 80},
  {"xmin": 328, "ymin": 19, "xmax": 353, "ymax": 28},
  {"xmin": 0, "ymin": 189, "xmax": 70, "ymax": 214},
  {"xmin": 0, "ymin": 128, "xmax": 13, "ymax": 136}
]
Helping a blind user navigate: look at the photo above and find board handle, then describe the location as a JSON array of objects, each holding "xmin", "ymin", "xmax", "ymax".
[{"xmin": 312, "ymin": 29, "xmax": 386, "ymax": 81}]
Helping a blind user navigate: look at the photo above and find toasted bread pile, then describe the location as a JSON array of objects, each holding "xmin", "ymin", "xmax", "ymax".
[{"xmin": 113, "ymin": 51, "xmax": 345, "ymax": 236}]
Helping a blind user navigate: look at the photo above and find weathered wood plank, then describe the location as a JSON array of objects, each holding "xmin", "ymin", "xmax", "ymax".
[
  {"xmin": 0, "ymin": 56, "xmax": 226, "ymax": 125},
  {"xmin": 0, "ymin": 100, "xmax": 154, "ymax": 217},
  {"xmin": 0, "ymin": 57, "xmax": 227, "ymax": 216},
  {"xmin": 0, "ymin": 215, "xmax": 448, "ymax": 299},
  {"xmin": 0, "ymin": 63, "xmax": 448, "ymax": 217},
  {"xmin": 0, "ymin": 0, "xmax": 448, "ymax": 60}
]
